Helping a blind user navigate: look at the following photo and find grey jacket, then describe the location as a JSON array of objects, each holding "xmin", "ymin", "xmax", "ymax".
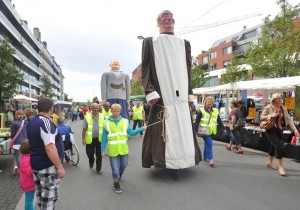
[{"xmin": 101, "ymin": 71, "xmax": 130, "ymax": 102}]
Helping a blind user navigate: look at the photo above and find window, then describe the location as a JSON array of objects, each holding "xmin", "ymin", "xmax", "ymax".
[
  {"xmin": 210, "ymin": 52, "xmax": 217, "ymax": 59},
  {"xmin": 223, "ymin": 61, "xmax": 231, "ymax": 68},
  {"xmin": 223, "ymin": 46, "xmax": 232, "ymax": 56},
  {"xmin": 202, "ymin": 56, "xmax": 208, "ymax": 64},
  {"xmin": 210, "ymin": 63, "xmax": 217, "ymax": 71}
]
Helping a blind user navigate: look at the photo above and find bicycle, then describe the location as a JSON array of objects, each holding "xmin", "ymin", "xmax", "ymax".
[{"xmin": 63, "ymin": 133, "xmax": 80, "ymax": 166}]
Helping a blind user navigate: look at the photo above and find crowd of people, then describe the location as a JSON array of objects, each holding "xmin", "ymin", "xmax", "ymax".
[{"xmin": 1, "ymin": 8, "xmax": 300, "ymax": 209}]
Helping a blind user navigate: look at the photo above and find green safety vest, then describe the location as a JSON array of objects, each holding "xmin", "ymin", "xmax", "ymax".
[
  {"xmin": 132, "ymin": 106, "xmax": 143, "ymax": 120},
  {"xmin": 103, "ymin": 118, "xmax": 129, "ymax": 157},
  {"xmin": 199, "ymin": 108, "xmax": 219, "ymax": 135},
  {"xmin": 85, "ymin": 113, "xmax": 104, "ymax": 144},
  {"xmin": 102, "ymin": 107, "xmax": 112, "ymax": 120}
]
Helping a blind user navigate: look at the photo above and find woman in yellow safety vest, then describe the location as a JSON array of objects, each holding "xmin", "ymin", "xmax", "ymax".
[
  {"xmin": 194, "ymin": 96, "xmax": 225, "ymax": 167},
  {"xmin": 101, "ymin": 103, "xmax": 146, "ymax": 194}
]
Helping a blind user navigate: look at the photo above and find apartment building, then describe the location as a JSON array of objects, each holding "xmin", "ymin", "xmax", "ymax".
[
  {"xmin": 0, "ymin": 0, "xmax": 64, "ymax": 100},
  {"xmin": 197, "ymin": 24, "xmax": 262, "ymax": 87}
]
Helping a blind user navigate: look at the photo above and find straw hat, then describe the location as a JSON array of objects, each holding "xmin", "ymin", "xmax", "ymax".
[{"xmin": 271, "ymin": 93, "xmax": 282, "ymax": 103}]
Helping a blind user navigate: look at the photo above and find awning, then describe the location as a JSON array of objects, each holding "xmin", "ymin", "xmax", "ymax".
[
  {"xmin": 193, "ymin": 76, "xmax": 300, "ymax": 95},
  {"xmin": 13, "ymin": 94, "xmax": 38, "ymax": 102}
]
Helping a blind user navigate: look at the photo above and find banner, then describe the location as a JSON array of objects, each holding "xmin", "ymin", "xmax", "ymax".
[{"xmin": 284, "ymin": 97, "xmax": 295, "ymax": 110}]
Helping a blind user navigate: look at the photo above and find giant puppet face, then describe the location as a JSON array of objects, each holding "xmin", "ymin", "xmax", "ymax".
[
  {"xmin": 157, "ymin": 10, "xmax": 175, "ymax": 34},
  {"xmin": 110, "ymin": 60, "xmax": 120, "ymax": 72}
]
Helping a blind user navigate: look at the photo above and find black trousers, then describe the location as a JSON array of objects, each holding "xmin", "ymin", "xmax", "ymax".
[
  {"xmin": 265, "ymin": 128, "xmax": 284, "ymax": 159},
  {"xmin": 86, "ymin": 138, "xmax": 102, "ymax": 171},
  {"xmin": 133, "ymin": 120, "xmax": 143, "ymax": 135}
]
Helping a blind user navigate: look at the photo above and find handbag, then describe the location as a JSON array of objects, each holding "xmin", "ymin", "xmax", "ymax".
[
  {"xmin": 197, "ymin": 111, "xmax": 212, "ymax": 137},
  {"xmin": 9, "ymin": 120, "xmax": 25, "ymax": 149},
  {"xmin": 260, "ymin": 117, "xmax": 276, "ymax": 130},
  {"xmin": 234, "ymin": 118, "xmax": 245, "ymax": 130},
  {"xmin": 260, "ymin": 107, "xmax": 276, "ymax": 130}
]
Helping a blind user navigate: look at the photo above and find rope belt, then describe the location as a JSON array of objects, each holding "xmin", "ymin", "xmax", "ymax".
[{"xmin": 147, "ymin": 104, "xmax": 169, "ymax": 142}]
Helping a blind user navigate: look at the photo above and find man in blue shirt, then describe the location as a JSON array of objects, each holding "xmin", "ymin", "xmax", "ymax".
[{"xmin": 27, "ymin": 97, "xmax": 65, "ymax": 209}]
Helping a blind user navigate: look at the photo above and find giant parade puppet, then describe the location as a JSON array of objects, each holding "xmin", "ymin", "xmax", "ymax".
[
  {"xmin": 101, "ymin": 60, "xmax": 130, "ymax": 119},
  {"xmin": 141, "ymin": 10, "xmax": 202, "ymax": 170}
]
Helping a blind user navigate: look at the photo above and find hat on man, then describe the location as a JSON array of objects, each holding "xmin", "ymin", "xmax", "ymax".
[{"xmin": 271, "ymin": 93, "xmax": 282, "ymax": 103}]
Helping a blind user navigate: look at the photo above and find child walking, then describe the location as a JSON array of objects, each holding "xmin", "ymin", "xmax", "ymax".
[
  {"xmin": 101, "ymin": 103, "xmax": 146, "ymax": 193},
  {"xmin": 19, "ymin": 140, "xmax": 35, "ymax": 210}
]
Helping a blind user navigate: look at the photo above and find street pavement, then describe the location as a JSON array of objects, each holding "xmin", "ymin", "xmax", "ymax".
[{"xmin": 2, "ymin": 119, "xmax": 300, "ymax": 210}]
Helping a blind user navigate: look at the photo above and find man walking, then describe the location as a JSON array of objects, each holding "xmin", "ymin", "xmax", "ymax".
[
  {"xmin": 132, "ymin": 101, "xmax": 144, "ymax": 136},
  {"xmin": 27, "ymin": 97, "xmax": 65, "ymax": 209},
  {"xmin": 82, "ymin": 103, "xmax": 105, "ymax": 174}
]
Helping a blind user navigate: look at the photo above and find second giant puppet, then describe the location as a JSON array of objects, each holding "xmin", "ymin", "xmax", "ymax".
[
  {"xmin": 101, "ymin": 60, "xmax": 130, "ymax": 119},
  {"xmin": 141, "ymin": 10, "xmax": 201, "ymax": 169}
]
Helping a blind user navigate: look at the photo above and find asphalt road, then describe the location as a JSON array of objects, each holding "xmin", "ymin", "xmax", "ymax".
[{"xmin": 15, "ymin": 119, "xmax": 300, "ymax": 210}]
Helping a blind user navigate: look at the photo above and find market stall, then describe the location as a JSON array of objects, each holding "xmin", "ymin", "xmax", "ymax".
[{"xmin": 193, "ymin": 76, "xmax": 300, "ymax": 160}]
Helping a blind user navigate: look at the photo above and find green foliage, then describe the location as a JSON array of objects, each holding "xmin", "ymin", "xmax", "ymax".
[
  {"xmin": 131, "ymin": 80, "xmax": 144, "ymax": 96},
  {"xmin": 243, "ymin": 0, "xmax": 300, "ymax": 78},
  {"xmin": 0, "ymin": 38, "xmax": 24, "ymax": 112},
  {"xmin": 191, "ymin": 65, "xmax": 209, "ymax": 88},
  {"xmin": 40, "ymin": 74, "xmax": 55, "ymax": 98},
  {"xmin": 222, "ymin": 53, "xmax": 249, "ymax": 84}
]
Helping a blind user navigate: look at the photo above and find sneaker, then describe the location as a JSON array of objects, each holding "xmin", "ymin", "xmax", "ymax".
[
  {"xmin": 113, "ymin": 181, "xmax": 122, "ymax": 193},
  {"xmin": 209, "ymin": 160, "xmax": 214, "ymax": 167},
  {"xmin": 96, "ymin": 170, "xmax": 102, "ymax": 175}
]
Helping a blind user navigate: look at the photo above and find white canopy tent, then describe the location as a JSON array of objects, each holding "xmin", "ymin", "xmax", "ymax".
[
  {"xmin": 193, "ymin": 76, "xmax": 300, "ymax": 95},
  {"xmin": 13, "ymin": 94, "xmax": 38, "ymax": 102}
]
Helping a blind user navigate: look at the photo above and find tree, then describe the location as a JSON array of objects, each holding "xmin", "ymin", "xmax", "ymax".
[
  {"xmin": 191, "ymin": 65, "xmax": 209, "ymax": 88},
  {"xmin": 0, "ymin": 38, "xmax": 23, "ymax": 112},
  {"xmin": 130, "ymin": 80, "xmax": 144, "ymax": 96},
  {"xmin": 40, "ymin": 74, "xmax": 55, "ymax": 98},
  {"xmin": 243, "ymin": 0, "xmax": 300, "ymax": 78},
  {"xmin": 222, "ymin": 53, "xmax": 248, "ymax": 84}
]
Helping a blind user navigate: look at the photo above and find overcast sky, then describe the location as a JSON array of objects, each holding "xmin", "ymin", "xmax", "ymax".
[{"xmin": 11, "ymin": 0, "xmax": 299, "ymax": 102}]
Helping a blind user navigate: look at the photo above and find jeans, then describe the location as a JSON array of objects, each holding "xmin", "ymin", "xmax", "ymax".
[
  {"xmin": 25, "ymin": 190, "xmax": 35, "ymax": 210},
  {"xmin": 109, "ymin": 154, "xmax": 128, "ymax": 180},
  {"xmin": 133, "ymin": 120, "xmax": 143, "ymax": 135},
  {"xmin": 229, "ymin": 128, "xmax": 242, "ymax": 145},
  {"xmin": 202, "ymin": 135, "xmax": 213, "ymax": 160},
  {"xmin": 13, "ymin": 149, "xmax": 21, "ymax": 169}
]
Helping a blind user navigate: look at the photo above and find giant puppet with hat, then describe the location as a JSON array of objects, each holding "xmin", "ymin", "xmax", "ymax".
[{"xmin": 100, "ymin": 60, "xmax": 130, "ymax": 119}]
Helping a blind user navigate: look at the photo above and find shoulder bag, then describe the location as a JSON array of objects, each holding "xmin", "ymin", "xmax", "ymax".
[
  {"xmin": 260, "ymin": 107, "xmax": 276, "ymax": 130},
  {"xmin": 197, "ymin": 111, "xmax": 212, "ymax": 137},
  {"xmin": 9, "ymin": 120, "xmax": 25, "ymax": 149},
  {"xmin": 234, "ymin": 109, "xmax": 245, "ymax": 130}
]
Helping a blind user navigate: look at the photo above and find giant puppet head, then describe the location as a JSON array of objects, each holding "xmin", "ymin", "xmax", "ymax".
[
  {"xmin": 157, "ymin": 10, "xmax": 175, "ymax": 34},
  {"xmin": 109, "ymin": 60, "xmax": 120, "ymax": 72}
]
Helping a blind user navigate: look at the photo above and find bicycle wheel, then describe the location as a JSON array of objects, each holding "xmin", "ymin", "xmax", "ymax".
[{"xmin": 69, "ymin": 144, "xmax": 80, "ymax": 166}]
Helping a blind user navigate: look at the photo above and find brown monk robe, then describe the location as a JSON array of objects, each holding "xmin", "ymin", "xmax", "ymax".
[{"xmin": 141, "ymin": 10, "xmax": 201, "ymax": 170}]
